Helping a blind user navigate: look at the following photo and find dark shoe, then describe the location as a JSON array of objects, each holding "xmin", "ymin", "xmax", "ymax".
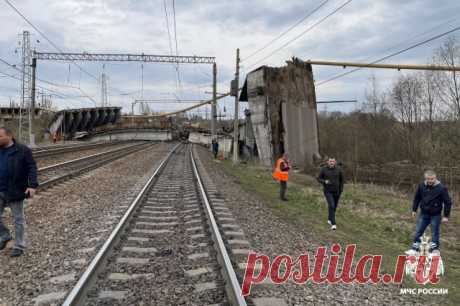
[
  {"xmin": 429, "ymin": 246, "xmax": 440, "ymax": 254},
  {"xmin": 10, "ymin": 248, "xmax": 23, "ymax": 257},
  {"xmin": 0, "ymin": 238, "xmax": 12, "ymax": 251}
]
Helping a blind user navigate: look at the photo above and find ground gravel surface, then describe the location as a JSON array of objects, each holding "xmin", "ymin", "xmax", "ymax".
[{"xmin": 0, "ymin": 142, "xmax": 175, "ymax": 306}]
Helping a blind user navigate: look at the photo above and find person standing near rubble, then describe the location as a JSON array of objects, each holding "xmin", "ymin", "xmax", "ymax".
[
  {"xmin": 0, "ymin": 127, "xmax": 38, "ymax": 257},
  {"xmin": 272, "ymin": 153, "xmax": 290, "ymax": 201},
  {"xmin": 317, "ymin": 157, "xmax": 344, "ymax": 230},
  {"xmin": 212, "ymin": 139, "xmax": 219, "ymax": 159},
  {"xmin": 406, "ymin": 170, "xmax": 452, "ymax": 255}
]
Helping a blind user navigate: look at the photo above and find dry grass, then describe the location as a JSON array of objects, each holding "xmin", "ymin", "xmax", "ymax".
[{"xmin": 221, "ymin": 160, "xmax": 459, "ymax": 305}]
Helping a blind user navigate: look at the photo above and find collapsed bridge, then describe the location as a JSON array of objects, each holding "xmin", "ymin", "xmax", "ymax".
[{"xmin": 48, "ymin": 107, "xmax": 122, "ymax": 139}]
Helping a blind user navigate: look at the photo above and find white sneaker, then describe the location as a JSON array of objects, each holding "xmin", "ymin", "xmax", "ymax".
[
  {"xmin": 405, "ymin": 249, "xmax": 419, "ymax": 256},
  {"xmin": 327, "ymin": 220, "xmax": 332, "ymax": 226},
  {"xmin": 331, "ymin": 225, "xmax": 337, "ymax": 230}
]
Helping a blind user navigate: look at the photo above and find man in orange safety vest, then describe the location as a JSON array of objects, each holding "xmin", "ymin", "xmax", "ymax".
[{"xmin": 273, "ymin": 153, "xmax": 290, "ymax": 201}]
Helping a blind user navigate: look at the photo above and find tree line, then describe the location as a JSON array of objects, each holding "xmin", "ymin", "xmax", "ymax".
[{"xmin": 319, "ymin": 36, "xmax": 460, "ymax": 168}]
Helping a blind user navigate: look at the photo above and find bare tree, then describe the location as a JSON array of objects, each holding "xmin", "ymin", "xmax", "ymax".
[
  {"xmin": 433, "ymin": 36, "xmax": 460, "ymax": 120},
  {"xmin": 389, "ymin": 74, "xmax": 424, "ymax": 162},
  {"xmin": 418, "ymin": 69, "xmax": 439, "ymax": 144}
]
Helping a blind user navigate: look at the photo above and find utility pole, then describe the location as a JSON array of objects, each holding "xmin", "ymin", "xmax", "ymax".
[
  {"xmin": 30, "ymin": 57, "xmax": 36, "ymax": 146},
  {"xmin": 211, "ymin": 62, "xmax": 217, "ymax": 141},
  {"xmin": 101, "ymin": 65, "xmax": 108, "ymax": 107},
  {"xmin": 232, "ymin": 48, "xmax": 240, "ymax": 164},
  {"xmin": 19, "ymin": 30, "xmax": 33, "ymax": 145}
]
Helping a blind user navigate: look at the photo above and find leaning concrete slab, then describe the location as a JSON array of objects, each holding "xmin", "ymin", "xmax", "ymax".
[{"xmin": 240, "ymin": 58, "xmax": 320, "ymax": 169}]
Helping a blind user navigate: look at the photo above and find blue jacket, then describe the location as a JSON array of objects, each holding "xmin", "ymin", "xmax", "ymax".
[
  {"xmin": 2, "ymin": 140, "xmax": 38, "ymax": 202},
  {"xmin": 412, "ymin": 181, "xmax": 452, "ymax": 217}
]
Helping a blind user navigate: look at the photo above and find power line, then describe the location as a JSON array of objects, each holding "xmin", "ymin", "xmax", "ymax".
[
  {"xmin": 163, "ymin": 0, "xmax": 174, "ymax": 57},
  {"xmin": 316, "ymin": 24, "xmax": 460, "ymax": 86},
  {"xmin": 172, "ymin": 0, "xmax": 182, "ymax": 92},
  {"xmin": 172, "ymin": 0, "xmax": 179, "ymax": 57},
  {"xmin": 245, "ymin": 0, "xmax": 353, "ymax": 70},
  {"xmin": 0, "ymin": 68, "xmax": 83, "ymax": 100},
  {"xmin": 163, "ymin": 0, "xmax": 181, "ymax": 93},
  {"xmin": 164, "ymin": 0, "xmax": 181, "ymax": 94},
  {"xmin": 4, "ymin": 0, "xmax": 100, "ymax": 105},
  {"xmin": 242, "ymin": 0, "xmax": 330, "ymax": 62},
  {"xmin": 0, "ymin": 56, "xmax": 97, "ymax": 103},
  {"xmin": 4, "ymin": 0, "xmax": 99, "ymax": 82},
  {"xmin": 1, "ymin": 57, "xmax": 74, "ymax": 88},
  {"xmin": 350, "ymin": 14, "xmax": 460, "ymax": 69}
]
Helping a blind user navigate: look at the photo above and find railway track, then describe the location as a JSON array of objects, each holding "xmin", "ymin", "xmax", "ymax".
[
  {"xmin": 33, "ymin": 141, "xmax": 119, "ymax": 158},
  {"xmin": 60, "ymin": 143, "xmax": 246, "ymax": 306},
  {"xmin": 38, "ymin": 142, "xmax": 154, "ymax": 189}
]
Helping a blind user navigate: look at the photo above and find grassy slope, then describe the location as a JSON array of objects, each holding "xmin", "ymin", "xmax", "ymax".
[{"xmin": 220, "ymin": 160, "xmax": 459, "ymax": 305}]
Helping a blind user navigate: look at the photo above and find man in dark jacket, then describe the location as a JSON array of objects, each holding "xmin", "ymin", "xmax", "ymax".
[
  {"xmin": 212, "ymin": 139, "xmax": 219, "ymax": 159},
  {"xmin": 0, "ymin": 127, "xmax": 38, "ymax": 257},
  {"xmin": 406, "ymin": 170, "xmax": 452, "ymax": 255},
  {"xmin": 317, "ymin": 157, "xmax": 344, "ymax": 230}
]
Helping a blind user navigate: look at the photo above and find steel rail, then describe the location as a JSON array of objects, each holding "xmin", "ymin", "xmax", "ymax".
[
  {"xmin": 190, "ymin": 145, "xmax": 247, "ymax": 306},
  {"xmin": 38, "ymin": 142, "xmax": 145, "ymax": 172},
  {"xmin": 33, "ymin": 141, "xmax": 114, "ymax": 158},
  {"xmin": 61, "ymin": 143, "xmax": 181, "ymax": 306},
  {"xmin": 32, "ymin": 142, "xmax": 102, "ymax": 152},
  {"xmin": 38, "ymin": 142, "xmax": 151, "ymax": 188}
]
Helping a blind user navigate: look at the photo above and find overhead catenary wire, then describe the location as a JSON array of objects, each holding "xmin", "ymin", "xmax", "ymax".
[
  {"xmin": 315, "ymin": 24, "xmax": 460, "ymax": 86},
  {"xmin": 0, "ymin": 56, "xmax": 97, "ymax": 104},
  {"xmin": 242, "ymin": 0, "xmax": 330, "ymax": 62},
  {"xmin": 4, "ymin": 0, "xmax": 99, "ymax": 82},
  {"xmin": 163, "ymin": 0, "xmax": 181, "ymax": 94},
  {"xmin": 3, "ymin": 0, "xmax": 105, "ymax": 105},
  {"xmin": 172, "ymin": 0, "xmax": 182, "ymax": 92},
  {"xmin": 0, "ymin": 69, "xmax": 87, "ymax": 100},
  {"xmin": 245, "ymin": 0, "xmax": 353, "ymax": 70},
  {"xmin": 1, "ymin": 57, "xmax": 85, "ymax": 90},
  {"xmin": 163, "ymin": 0, "xmax": 174, "ymax": 57}
]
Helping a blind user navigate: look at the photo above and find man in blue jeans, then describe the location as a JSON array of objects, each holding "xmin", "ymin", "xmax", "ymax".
[
  {"xmin": 317, "ymin": 157, "xmax": 344, "ymax": 230},
  {"xmin": 406, "ymin": 170, "xmax": 452, "ymax": 255},
  {"xmin": 0, "ymin": 127, "xmax": 38, "ymax": 257}
]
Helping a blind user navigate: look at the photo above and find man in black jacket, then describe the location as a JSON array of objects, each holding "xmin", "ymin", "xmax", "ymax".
[
  {"xmin": 406, "ymin": 170, "xmax": 452, "ymax": 255},
  {"xmin": 317, "ymin": 157, "xmax": 344, "ymax": 230},
  {"xmin": 0, "ymin": 127, "xmax": 38, "ymax": 257}
]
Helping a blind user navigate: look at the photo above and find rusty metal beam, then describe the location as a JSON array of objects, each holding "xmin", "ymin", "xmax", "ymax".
[
  {"xmin": 124, "ymin": 94, "xmax": 231, "ymax": 118},
  {"xmin": 306, "ymin": 60, "xmax": 460, "ymax": 71},
  {"xmin": 156, "ymin": 93, "xmax": 231, "ymax": 117}
]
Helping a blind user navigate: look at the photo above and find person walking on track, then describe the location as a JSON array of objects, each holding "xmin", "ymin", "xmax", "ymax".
[
  {"xmin": 273, "ymin": 153, "xmax": 290, "ymax": 201},
  {"xmin": 317, "ymin": 157, "xmax": 344, "ymax": 230},
  {"xmin": 0, "ymin": 127, "xmax": 38, "ymax": 257}
]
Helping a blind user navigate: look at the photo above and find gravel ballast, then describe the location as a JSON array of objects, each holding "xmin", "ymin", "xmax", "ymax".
[
  {"xmin": 35, "ymin": 141, "xmax": 142, "ymax": 168},
  {"xmin": 0, "ymin": 142, "xmax": 175, "ymax": 306}
]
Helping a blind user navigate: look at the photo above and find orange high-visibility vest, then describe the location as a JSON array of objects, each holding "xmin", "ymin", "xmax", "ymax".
[{"xmin": 272, "ymin": 158, "xmax": 289, "ymax": 182}]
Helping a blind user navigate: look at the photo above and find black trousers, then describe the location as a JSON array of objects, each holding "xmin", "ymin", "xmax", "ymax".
[
  {"xmin": 280, "ymin": 181, "xmax": 287, "ymax": 200},
  {"xmin": 324, "ymin": 191, "xmax": 341, "ymax": 225}
]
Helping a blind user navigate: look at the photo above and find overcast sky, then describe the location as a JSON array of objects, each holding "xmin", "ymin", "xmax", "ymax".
[{"xmin": 1, "ymin": 0, "xmax": 460, "ymax": 117}]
